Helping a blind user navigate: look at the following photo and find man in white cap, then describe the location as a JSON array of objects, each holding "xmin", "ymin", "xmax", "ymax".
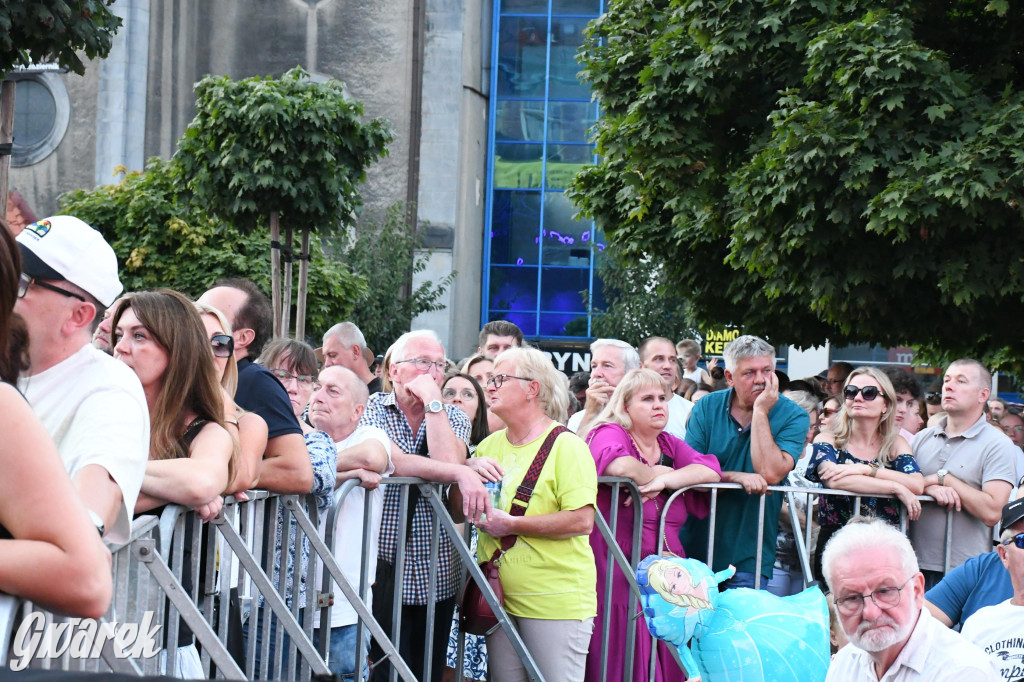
[{"xmin": 15, "ymin": 216, "xmax": 149, "ymax": 544}]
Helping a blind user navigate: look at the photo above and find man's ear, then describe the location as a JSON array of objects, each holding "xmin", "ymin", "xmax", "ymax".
[
  {"xmin": 724, "ymin": 369, "xmax": 734, "ymax": 386},
  {"xmin": 234, "ymin": 328, "xmax": 255, "ymax": 351},
  {"xmin": 353, "ymin": 403, "xmax": 366, "ymax": 421},
  {"xmin": 65, "ymin": 301, "xmax": 97, "ymax": 336}
]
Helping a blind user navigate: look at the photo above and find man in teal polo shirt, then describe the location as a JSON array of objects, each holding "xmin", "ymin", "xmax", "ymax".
[{"xmin": 683, "ymin": 335, "xmax": 809, "ymax": 589}]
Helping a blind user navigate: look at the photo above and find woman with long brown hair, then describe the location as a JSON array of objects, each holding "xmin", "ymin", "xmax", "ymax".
[{"xmin": 0, "ymin": 220, "xmax": 113, "ymax": 618}]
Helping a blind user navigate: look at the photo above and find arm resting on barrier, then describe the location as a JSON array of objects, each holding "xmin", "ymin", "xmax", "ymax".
[
  {"xmin": 257, "ymin": 432, "xmax": 315, "ymax": 493},
  {"xmin": 477, "ymin": 504, "xmax": 595, "ymax": 539},
  {"xmin": 924, "ymin": 475, "xmax": 1012, "ymax": 527},
  {"xmin": 393, "ymin": 450, "xmax": 490, "ymax": 523},
  {"xmin": 337, "ymin": 438, "xmax": 389, "ymax": 475},
  {"xmin": 224, "ymin": 409, "xmax": 266, "ymax": 493},
  {"xmin": 137, "ymin": 422, "xmax": 233, "ymax": 509},
  {"xmin": 73, "ymin": 463, "xmax": 123, "ymax": 536},
  {"xmin": 0, "ymin": 384, "xmax": 113, "ymax": 620},
  {"xmin": 638, "ymin": 463, "xmax": 721, "ymax": 501}
]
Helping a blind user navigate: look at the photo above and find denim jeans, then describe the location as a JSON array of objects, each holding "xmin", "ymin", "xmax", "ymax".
[
  {"xmin": 327, "ymin": 623, "xmax": 370, "ymax": 680},
  {"xmin": 719, "ymin": 570, "xmax": 766, "ymax": 591}
]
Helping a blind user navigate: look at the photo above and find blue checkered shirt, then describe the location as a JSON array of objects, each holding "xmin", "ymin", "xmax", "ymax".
[{"xmin": 359, "ymin": 391, "xmax": 471, "ymax": 604}]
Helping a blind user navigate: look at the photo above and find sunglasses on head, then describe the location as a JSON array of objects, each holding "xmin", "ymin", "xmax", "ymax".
[
  {"xmin": 925, "ymin": 391, "xmax": 942, "ymax": 404},
  {"xmin": 211, "ymin": 334, "xmax": 234, "ymax": 358},
  {"xmin": 1003, "ymin": 532, "xmax": 1024, "ymax": 550},
  {"xmin": 843, "ymin": 385, "xmax": 882, "ymax": 401}
]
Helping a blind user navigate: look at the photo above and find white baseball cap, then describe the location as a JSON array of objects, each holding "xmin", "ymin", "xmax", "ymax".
[{"xmin": 16, "ymin": 216, "xmax": 123, "ymax": 307}]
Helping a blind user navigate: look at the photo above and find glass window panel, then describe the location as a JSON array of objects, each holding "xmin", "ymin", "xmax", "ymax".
[
  {"xmin": 493, "ymin": 143, "xmax": 544, "ymax": 189},
  {"xmin": 496, "ymin": 100, "xmax": 547, "ymax": 142},
  {"xmin": 541, "ymin": 192, "xmax": 593, "ymax": 266},
  {"xmin": 487, "ymin": 312, "xmax": 538, "ymax": 337},
  {"xmin": 548, "ymin": 18, "xmax": 591, "ymax": 99},
  {"xmin": 540, "ymin": 266, "xmax": 589, "ymax": 311},
  {"xmin": 489, "ymin": 190, "xmax": 541, "ymax": 265},
  {"xmin": 590, "ymin": 270, "xmax": 606, "ymax": 310},
  {"xmin": 501, "ymin": 0, "xmax": 549, "ymax": 14},
  {"xmin": 544, "ymin": 144, "xmax": 593, "ymax": 189},
  {"xmin": 497, "ymin": 17, "xmax": 549, "ymax": 98},
  {"xmin": 489, "ymin": 264, "xmax": 539, "ymax": 312},
  {"xmin": 552, "ymin": 0, "xmax": 602, "ymax": 14},
  {"xmin": 540, "ymin": 312, "xmax": 589, "ymax": 337},
  {"xmin": 13, "ymin": 79, "xmax": 55, "ymax": 147},
  {"xmin": 546, "ymin": 101, "xmax": 597, "ymax": 143}
]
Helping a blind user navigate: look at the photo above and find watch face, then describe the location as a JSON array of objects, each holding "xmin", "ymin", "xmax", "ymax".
[{"xmin": 428, "ymin": 400, "xmax": 443, "ymax": 413}]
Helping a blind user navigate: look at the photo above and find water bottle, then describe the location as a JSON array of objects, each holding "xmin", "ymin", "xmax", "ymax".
[{"xmin": 484, "ymin": 479, "xmax": 502, "ymax": 508}]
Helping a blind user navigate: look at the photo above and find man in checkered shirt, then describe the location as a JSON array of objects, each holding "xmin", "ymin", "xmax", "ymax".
[{"xmin": 360, "ymin": 329, "xmax": 489, "ymax": 681}]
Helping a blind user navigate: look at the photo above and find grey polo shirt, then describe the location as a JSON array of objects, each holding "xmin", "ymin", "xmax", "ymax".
[{"xmin": 909, "ymin": 414, "xmax": 1017, "ymax": 571}]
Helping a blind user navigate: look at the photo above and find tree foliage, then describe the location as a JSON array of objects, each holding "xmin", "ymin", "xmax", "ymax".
[
  {"xmin": 58, "ymin": 157, "xmax": 366, "ymax": 337},
  {"xmin": 589, "ymin": 245, "xmax": 699, "ymax": 348},
  {"xmin": 571, "ymin": 0, "xmax": 1024, "ymax": 373},
  {"xmin": 176, "ymin": 67, "xmax": 393, "ymax": 235},
  {"xmin": 0, "ymin": 1, "xmax": 121, "ymax": 75},
  {"xmin": 337, "ymin": 204, "xmax": 455, "ymax": 354}
]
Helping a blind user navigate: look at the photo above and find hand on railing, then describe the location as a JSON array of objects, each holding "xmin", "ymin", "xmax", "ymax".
[
  {"xmin": 354, "ymin": 468, "xmax": 383, "ymax": 490},
  {"xmin": 925, "ymin": 484, "xmax": 962, "ymax": 512},
  {"xmin": 467, "ymin": 456, "xmax": 504, "ymax": 483},
  {"xmin": 892, "ymin": 484, "xmax": 922, "ymax": 520},
  {"xmin": 192, "ymin": 496, "xmax": 223, "ymax": 522},
  {"xmin": 726, "ymin": 472, "xmax": 769, "ymax": 495}
]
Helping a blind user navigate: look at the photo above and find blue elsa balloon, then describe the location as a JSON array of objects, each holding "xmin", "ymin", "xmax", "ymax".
[{"xmin": 636, "ymin": 555, "xmax": 829, "ymax": 682}]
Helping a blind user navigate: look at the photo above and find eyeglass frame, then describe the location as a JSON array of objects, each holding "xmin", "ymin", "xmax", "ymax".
[
  {"xmin": 843, "ymin": 385, "xmax": 882, "ymax": 402},
  {"xmin": 394, "ymin": 357, "xmax": 447, "ymax": 373},
  {"xmin": 17, "ymin": 273, "xmax": 86, "ymax": 302},
  {"xmin": 833, "ymin": 577, "xmax": 913, "ymax": 616},
  {"xmin": 271, "ymin": 367, "xmax": 317, "ymax": 387},
  {"xmin": 1002, "ymin": 532, "xmax": 1024, "ymax": 550},
  {"xmin": 486, "ymin": 373, "xmax": 534, "ymax": 390},
  {"xmin": 442, "ymin": 387, "xmax": 479, "ymax": 401},
  {"xmin": 210, "ymin": 334, "xmax": 234, "ymax": 359}
]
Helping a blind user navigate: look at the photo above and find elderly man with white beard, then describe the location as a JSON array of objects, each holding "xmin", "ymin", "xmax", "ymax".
[{"xmin": 822, "ymin": 518, "xmax": 997, "ymax": 681}]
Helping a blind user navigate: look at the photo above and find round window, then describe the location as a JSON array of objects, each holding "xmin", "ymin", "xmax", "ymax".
[{"xmin": 9, "ymin": 73, "xmax": 69, "ymax": 167}]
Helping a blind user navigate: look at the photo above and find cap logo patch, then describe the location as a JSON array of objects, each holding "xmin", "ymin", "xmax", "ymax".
[{"xmin": 25, "ymin": 220, "xmax": 51, "ymax": 239}]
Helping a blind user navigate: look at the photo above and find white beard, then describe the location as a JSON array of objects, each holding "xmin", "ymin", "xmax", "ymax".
[{"xmin": 849, "ymin": 613, "xmax": 913, "ymax": 652}]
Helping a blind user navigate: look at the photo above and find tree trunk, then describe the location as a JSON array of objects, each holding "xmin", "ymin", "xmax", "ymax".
[
  {"xmin": 0, "ymin": 81, "xmax": 16, "ymax": 222},
  {"xmin": 270, "ymin": 211, "xmax": 282, "ymax": 338},
  {"xmin": 296, "ymin": 228, "xmax": 311, "ymax": 340},
  {"xmin": 281, "ymin": 226, "xmax": 294, "ymax": 338}
]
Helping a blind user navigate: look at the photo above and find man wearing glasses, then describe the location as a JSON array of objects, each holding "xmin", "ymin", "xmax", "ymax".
[
  {"xmin": 961, "ymin": 497, "xmax": 1024, "ymax": 679},
  {"xmin": 358, "ymin": 329, "xmax": 486, "ymax": 682},
  {"xmin": 823, "ymin": 517, "xmax": 997, "ymax": 681},
  {"xmin": 14, "ymin": 216, "xmax": 149, "ymax": 544}
]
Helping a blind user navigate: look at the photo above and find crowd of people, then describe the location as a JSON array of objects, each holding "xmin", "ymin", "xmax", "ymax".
[{"xmin": 1, "ymin": 213, "xmax": 1022, "ymax": 681}]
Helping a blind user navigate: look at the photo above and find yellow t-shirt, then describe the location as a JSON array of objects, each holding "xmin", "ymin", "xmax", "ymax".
[{"xmin": 474, "ymin": 423, "xmax": 598, "ymax": 620}]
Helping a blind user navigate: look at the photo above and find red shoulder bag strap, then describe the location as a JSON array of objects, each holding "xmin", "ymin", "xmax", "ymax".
[{"xmin": 493, "ymin": 424, "xmax": 568, "ymax": 556}]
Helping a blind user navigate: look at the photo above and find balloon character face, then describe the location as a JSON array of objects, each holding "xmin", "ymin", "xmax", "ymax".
[{"xmin": 636, "ymin": 555, "xmax": 830, "ymax": 682}]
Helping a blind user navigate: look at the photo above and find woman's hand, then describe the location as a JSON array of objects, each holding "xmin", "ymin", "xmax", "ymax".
[
  {"xmin": 467, "ymin": 457, "xmax": 504, "ymax": 483},
  {"xmin": 637, "ymin": 475, "xmax": 667, "ymax": 503},
  {"xmin": 893, "ymin": 484, "xmax": 922, "ymax": 520},
  {"xmin": 192, "ymin": 495, "xmax": 224, "ymax": 522},
  {"xmin": 476, "ymin": 507, "xmax": 517, "ymax": 538},
  {"xmin": 817, "ymin": 462, "xmax": 870, "ymax": 482}
]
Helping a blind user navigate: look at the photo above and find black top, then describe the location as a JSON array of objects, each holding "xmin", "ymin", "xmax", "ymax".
[
  {"xmin": 235, "ymin": 358, "xmax": 302, "ymax": 439},
  {"xmin": 367, "ymin": 376, "xmax": 382, "ymax": 396}
]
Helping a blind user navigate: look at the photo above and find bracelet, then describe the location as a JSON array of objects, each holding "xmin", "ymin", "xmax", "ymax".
[{"xmin": 868, "ymin": 461, "xmax": 880, "ymax": 477}]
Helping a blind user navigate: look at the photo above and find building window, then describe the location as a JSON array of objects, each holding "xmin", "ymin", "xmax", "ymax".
[
  {"xmin": 9, "ymin": 73, "xmax": 70, "ymax": 167},
  {"xmin": 483, "ymin": 0, "xmax": 604, "ymax": 339}
]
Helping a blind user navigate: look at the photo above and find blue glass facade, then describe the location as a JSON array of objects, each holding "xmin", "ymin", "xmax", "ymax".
[{"xmin": 482, "ymin": 0, "xmax": 605, "ymax": 339}]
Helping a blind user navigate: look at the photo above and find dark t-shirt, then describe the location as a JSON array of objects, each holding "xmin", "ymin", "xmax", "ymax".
[
  {"xmin": 367, "ymin": 376, "xmax": 382, "ymax": 396},
  {"xmin": 236, "ymin": 358, "xmax": 302, "ymax": 439}
]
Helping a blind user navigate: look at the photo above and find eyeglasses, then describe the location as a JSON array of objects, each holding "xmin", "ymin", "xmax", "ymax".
[
  {"xmin": 210, "ymin": 334, "xmax": 234, "ymax": 358},
  {"xmin": 442, "ymin": 387, "xmax": 478, "ymax": 401},
  {"xmin": 17, "ymin": 273, "xmax": 86, "ymax": 302},
  {"xmin": 833, "ymin": 577, "xmax": 912, "ymax": 616},
  {"xmin": 821, "ymin": 407, "xmax": 839, "ymax": 418},
  {"xmin": 843, "ymin": 385, "xmax": 882, "ymax": 401},
  {"xmin": 271, "ymin": 368, "xmax": 317, "ymax": 386},
  {"xmin": 925, "ymin": 392, "xmax": 942, "ymax": 405},
  {"xmin": 1002, "ymin": 532, "xmax": 1024, "ymax": 550},
  {"xmin": 1004, "ymin": 425, "xmax": 1024, "ymax": 435},
  {"xmin": 394, "ymin": 357, "xmax": 446, "ymax": 373},
  {"xmin": 486, "ymin": 373, "xmax": 533, "ymax": 389}
]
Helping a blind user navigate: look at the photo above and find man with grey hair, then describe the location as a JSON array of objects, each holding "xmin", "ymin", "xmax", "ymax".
[
  {"xmin": 910, "ymin": 358, "xmax": 1016, "ymax": 587},
  {"xmin": 358, "ymin": 329, "xmax": 484, "ymax": 682},
  {"xmin": 567, "ymin": 337, "xmax": 640, "ymax": 439},
  {"xmin": 322, "ymin": 321, "xmax": 381, "ymax": 394},
  {"xmin": 682, "ymin": 335, "xmax": 809, "ymax": 589},
  {"xmin": 824, "ymin": 518, "xmax": 997, "ymax": 681}
]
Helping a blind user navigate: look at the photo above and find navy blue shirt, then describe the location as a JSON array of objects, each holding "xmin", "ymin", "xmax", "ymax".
[{"xmin": 235, "ymin": 358, "xmax": 302, "ymax": 439}]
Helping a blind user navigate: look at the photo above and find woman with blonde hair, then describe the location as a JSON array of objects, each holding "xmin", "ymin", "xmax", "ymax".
[
  {"xmin": 584, "ymin": 368, "xmax": 720, "ymax": 682},
  {"xmin": 806, "ymin": 366, "xmax": 924, "ymax": 582},
  {"xmin": 474, "ymin": 346, "xmax": 597, "ymax": 682}
]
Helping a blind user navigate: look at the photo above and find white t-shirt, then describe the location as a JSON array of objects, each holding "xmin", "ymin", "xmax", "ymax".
[
  {"xmin": 567, "ymin": 409, "xmax": 585, "ymax": 433},
  {"xmin": 18, "ymin": 343, "xmax": 149, "ymax": 544},
  {"xmin": 962, "ymin": 599, "xmax": 1024, "ymax": 681},
  {"xmin": 682, "ymin": 366, "xmax": 705, "ymax": 384},
  {"xmin": 316, "ymin": 424, "xmax": 393, "ymax": 629},
  {"xmin": 666, "ymin": 394, "xmax": 693, "ymax": 440}
]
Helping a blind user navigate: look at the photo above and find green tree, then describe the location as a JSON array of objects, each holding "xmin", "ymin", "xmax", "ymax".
[
  {"xmin": 176, "ymin": 67, "xmax": 393, "ymax": 339},
  {"xmin": 589, "ymin": 245, "xmax": 698, "ymax": 347},
  {"xmin": 338, "ymin": 204, "xmax": 455, "ymax": 354},
  {"xmin": 571, "ymin": 1, "xmax": 1024, "ymax": 373},
  {"xmin": 59, "ymin": 157, "xmax": 366, "ymax": 336},
  {"xmin": 0, "ymin": 1, "xmax": 121, "ymax": 75}
]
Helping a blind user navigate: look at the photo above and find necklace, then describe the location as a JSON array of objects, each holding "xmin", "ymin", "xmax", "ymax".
[
  {"xmin": 628, "ymin": 431, "xmax": 661, "ymax": 465},
  {"xmin": 507, "ymin": 417, "xmax": 548, "ymax": 446}
]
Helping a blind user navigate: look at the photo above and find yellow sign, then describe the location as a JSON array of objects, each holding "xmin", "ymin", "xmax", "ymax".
[{"xmin": 702, "ymin": 328, "xmax": 740, "ymax": 356}]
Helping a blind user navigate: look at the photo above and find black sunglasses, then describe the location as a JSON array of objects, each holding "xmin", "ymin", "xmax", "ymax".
[
  {"xmin": 844, "ymin": 385, "xmax": 882, "ymax": 401},
  {"xmin": 925, "ymin": 391, "xmax": 942, "ymax": 404},
  {"xmin": 1003, "ymin": 532, "xmax": 1024, "ymax": 550},
  {"xmin": 211, "ymin": 334, "xmax": 234, "ymax": 358}
]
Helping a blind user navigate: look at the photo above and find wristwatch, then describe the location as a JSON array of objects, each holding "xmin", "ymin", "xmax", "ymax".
[
  {"xmin": 87, "ymin": 509, "xmax": 105, "ymax": 537},
  {"xmin": 868, "ymin": 461, "xmax": 881, "ymax": 477},
  {"xmin": 937, "ymin": 468, "xmax": 948, "ymax": 486},
  {"xmin": 426, "ymin": 399, "xmax": 444, "ymax": 414}
]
